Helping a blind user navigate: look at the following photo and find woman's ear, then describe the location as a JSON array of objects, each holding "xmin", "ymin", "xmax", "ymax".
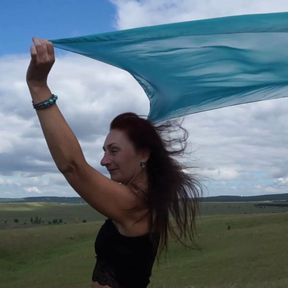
[{"xmin": 140, "ymin": 149, "xmax": 150, "ymax": 163}]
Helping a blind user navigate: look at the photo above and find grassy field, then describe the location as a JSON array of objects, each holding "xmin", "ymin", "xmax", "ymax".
[{"xmin": 1, "ymin": 202, "xmax": 288, "ymax": 288}]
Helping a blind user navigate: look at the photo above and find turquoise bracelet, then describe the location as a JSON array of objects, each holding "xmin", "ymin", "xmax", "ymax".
[{"xmin": 33, "ymin": 94, "xmax": 58, "ymax": 110}]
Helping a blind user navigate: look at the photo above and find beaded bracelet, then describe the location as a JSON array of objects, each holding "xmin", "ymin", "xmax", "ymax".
[{"xmin": 33, "ymin": 94, "xmax": 58, "ymax": 110}]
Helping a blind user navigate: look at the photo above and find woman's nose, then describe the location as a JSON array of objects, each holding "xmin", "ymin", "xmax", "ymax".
[{"xmin": 100, "ymin": 153, "xmax": 111, "ymax": 166}]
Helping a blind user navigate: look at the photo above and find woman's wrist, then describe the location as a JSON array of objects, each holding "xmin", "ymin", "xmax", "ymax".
[
  {"xmin": 33, "ymin": 94, "xmax": 58, "ymax": 110},
  {"xmin": 28, "ymin": 84, "xmax": 52, "ymax": 103}
]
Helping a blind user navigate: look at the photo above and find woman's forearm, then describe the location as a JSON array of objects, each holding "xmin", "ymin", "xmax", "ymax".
[
  {"xmin": 26, "ymin": 39, "xmax": 86, "ymax": 174},
  {"xmin": 30, "ymin": 86, "xmax": 86, "ymax": 174}
]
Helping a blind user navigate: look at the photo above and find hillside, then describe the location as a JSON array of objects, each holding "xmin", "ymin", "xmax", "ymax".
[{"xmin": 1, "ymin": 193, "xmax": 288, "ymax": 203}]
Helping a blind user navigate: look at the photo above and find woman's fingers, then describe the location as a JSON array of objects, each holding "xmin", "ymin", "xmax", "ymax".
[
  {"xmin": 27, "ymin": 38, "xmax": 55, "ymax": 86},
  {"xmin": 31, "ymin": 38, "xmax": 55, "ymax": 64},
  {"xmin": 46, "ymin": 40, "xmax": 55, "ymax": 59},
  {"xmin": 32, "ymin": 38, "xmax": 45, "ymax": 60}
]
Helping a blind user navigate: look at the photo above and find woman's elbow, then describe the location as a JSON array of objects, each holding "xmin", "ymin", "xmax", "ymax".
[
  {"xmin": 57, "ymin": 159, "xmax": 84, "ymax": 176},
  {"xmin": 57, "ymin": 162, "xmax": 75, "ymax": 174}
]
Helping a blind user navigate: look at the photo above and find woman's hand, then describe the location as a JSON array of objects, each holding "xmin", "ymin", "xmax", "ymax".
[{"xmin": 26, "ymin": 38, "xmax": 55, "ymax": 93}]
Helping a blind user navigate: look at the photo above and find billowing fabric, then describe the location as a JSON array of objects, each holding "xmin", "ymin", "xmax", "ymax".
[{"xmin": 51, "ymin": 12, "xmax": 288, "ymax": 122}]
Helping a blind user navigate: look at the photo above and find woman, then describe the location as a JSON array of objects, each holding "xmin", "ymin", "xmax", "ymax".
[{"xmin": 26, "ymin": 38, "xmax": 201, "ymax": 288}]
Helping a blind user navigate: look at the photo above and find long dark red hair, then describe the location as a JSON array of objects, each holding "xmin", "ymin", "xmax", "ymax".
[{"xmin": 110, "ymin": 112, "xmax": 202, "ymax": 255}]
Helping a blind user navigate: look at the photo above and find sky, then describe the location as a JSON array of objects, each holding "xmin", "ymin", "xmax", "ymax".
[{"xmin": 1, "ymin": 0, "xmax": 288, "ymax": 198}]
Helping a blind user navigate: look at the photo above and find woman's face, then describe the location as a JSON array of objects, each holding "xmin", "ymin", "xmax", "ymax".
[{"xmin": 101, "ymin": 129, "xmax": 147, "ymax": 184}]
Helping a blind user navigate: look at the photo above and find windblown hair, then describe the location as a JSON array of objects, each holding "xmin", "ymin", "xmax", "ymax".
[{"xmin": 110, "ymin": 112, "xmax": 202, "ymax": 256}]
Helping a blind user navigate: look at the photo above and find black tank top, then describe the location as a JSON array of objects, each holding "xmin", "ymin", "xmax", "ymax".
[{"xmin": 92, "ymin": 218, "xmax": 160, "ymax": 288}]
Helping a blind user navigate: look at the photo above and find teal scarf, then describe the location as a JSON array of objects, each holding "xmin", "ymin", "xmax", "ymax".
[{"xmin": 52, "ymin": 12, "xmax": 288, "ymax": 122}]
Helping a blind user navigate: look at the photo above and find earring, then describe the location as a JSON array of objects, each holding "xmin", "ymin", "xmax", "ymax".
[{"xmin": 140, "ymin": 161, "xmax": 146, "ymax": 168}]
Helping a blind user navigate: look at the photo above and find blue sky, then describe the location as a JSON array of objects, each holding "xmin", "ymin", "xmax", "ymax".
[
  {"xmin": 1, "ymin": 0, "xmax": 288, "ymax": 198},
  {"xmin": 1, "ymin": 0, "xmax": 116, "ymax": 55}
]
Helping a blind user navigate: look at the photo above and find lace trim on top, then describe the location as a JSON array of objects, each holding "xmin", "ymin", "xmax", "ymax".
[{"xmin": 92, "ymin": 258, "xmax": 120, "ymax": 288}]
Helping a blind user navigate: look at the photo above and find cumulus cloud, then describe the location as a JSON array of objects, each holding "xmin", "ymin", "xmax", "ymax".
[
  {"xmin": 183, "ymin": 99, "xmax": 288, "ymax": 177},
  {"xmin": 200, "ymin": 167, "xmax": 240, "ymax": 181},
  {"xmin": 25, "ymin": 186, "xmax": 41, "ymax": 194},
  {"xmin": 110, "ymin": 0, "xmax": 288, "ymax": 196},
  {"xmin": 1, "ymin": 0, "xmax": 288, "ymax": 197},
  {"xmin": 112, "ymin": 0, "xmax": 288, "ymax": 29},
  {"xmin": 0, "ymin": 53, "xmax": 148, "ymax": 197},
  {"xmin": 276, "ymin": 177, "xmax": 288, "ymax": 186}
]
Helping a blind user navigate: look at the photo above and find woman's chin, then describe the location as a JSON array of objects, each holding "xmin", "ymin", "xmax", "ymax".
[
  {"xmin": 110, "ymin": 175, "xmax": 123, "ymax": 183},
  {"xmin": 111, "ymin": 175, "xmax": 128, "ymax": 184}
]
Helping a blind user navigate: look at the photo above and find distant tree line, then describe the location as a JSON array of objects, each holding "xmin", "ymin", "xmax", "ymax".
[
  {"xmin": 2, "ymin": 217, "xmax": 88, "ymax": 225},
  {"xmin": 254, "ymin": 203, "xmax": 288, "ymax": 208}
]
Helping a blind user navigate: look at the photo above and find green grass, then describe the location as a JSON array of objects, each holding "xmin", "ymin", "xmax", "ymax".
[
  {"xmin": 1, "ymin": 202, "xmax": 288, "ymax": 288},
  {"xmin": 199, "ymin": 201, "xmax": 288, "ymax": 215},
  {"xmin": 0, "ymin": 202, "xmax": 105, "ymax": 228},
  {"xmin": 150, "ymin": 212, "xmax": 288, "ymax": 288},
  {"xmin": 0, "ymin": 222, "xmax": 98, "ymax": 288}
]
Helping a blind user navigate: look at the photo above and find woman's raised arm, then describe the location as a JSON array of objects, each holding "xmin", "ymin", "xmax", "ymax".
[
  {"xmin": 26, "ymin": 38, "xmax": 141, "ymax": 225},
  {"xmin": 26, "ymin": 38, "xmax": 86, "ymax": 174}
]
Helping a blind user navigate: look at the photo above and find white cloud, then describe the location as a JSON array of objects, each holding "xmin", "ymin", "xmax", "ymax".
[
  {"xmin": 0, "ymin": 53, "xmax": 149, "ymax": 197},
  {"xmin": 109, "ymin": 0, "xmax": 288, "ymax": 196},
  {"xmin": 25, "ymin": 186, "xmax": 41, "ymax": 194},
  {"xmin": 112, "ymin": 0, "xmax": 288, "ymax": 29},
  {"xmin": 1, "ymin": 1, "xmax": 288, "ymax": 197},
  {"xmin": 0, "ymin": 178, "xmax": 14, "ymax": 185},
  {"xmin": 182, "ymin": 99, "xmax": 288, "ymax": 180},
  {"xmin": 276, "ymin": 177, "xmax": 288, "ymax": 186},
  {"xmin": 200, "ymin": 167, "xmax": 240, "ymax": 180},
  {"xmin": 263, "ymin": 186, "xmax": 281, "ymax": 194}
]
